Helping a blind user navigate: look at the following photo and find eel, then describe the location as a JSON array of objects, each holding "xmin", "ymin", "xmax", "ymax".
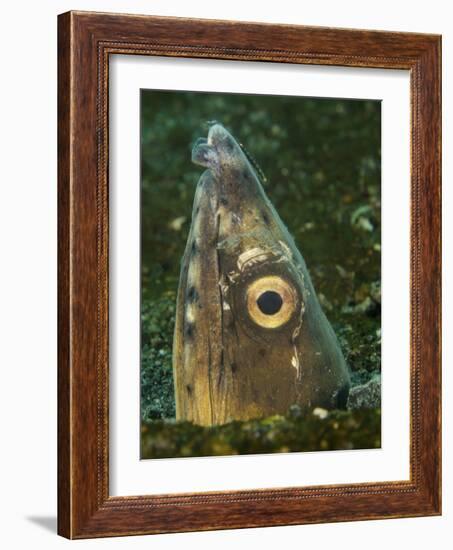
[{"xmin": 172, "ymin": 123, "xmax": 350, "ymax": 426}]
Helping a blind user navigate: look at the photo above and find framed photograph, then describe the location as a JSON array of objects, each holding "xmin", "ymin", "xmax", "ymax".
[{"xmin": 58, "ymin": 11, "xmax": 441, "ymax": 538}]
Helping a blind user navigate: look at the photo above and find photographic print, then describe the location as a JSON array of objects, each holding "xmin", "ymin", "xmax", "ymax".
[{"xmin": 140, "ymin": 90, "xmax": 381, "ymax": 459}]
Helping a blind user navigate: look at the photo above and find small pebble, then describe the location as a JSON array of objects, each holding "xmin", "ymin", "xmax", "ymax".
[{"xmin": 313, "ymin": 407, "xmax": 329, "ymax": 420}]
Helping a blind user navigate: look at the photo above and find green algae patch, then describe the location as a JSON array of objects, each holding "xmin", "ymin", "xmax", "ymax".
[{"xmin": 141, "ymin": 408, "xmax": 381, "ymax": 459}]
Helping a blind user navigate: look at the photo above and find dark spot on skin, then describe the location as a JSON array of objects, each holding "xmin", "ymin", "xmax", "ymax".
[
  {"xmin": 336, "ymin": 384, "xmax": 350, "ymax": 409},
  {"xmin": 186, "ymin": 384, "xmax": 192, "ymax": 395},
  {"xmin": 230, "ymin": 167, "xmax": 243, "ymax": 180},
  {"xmin": 185, "ymin": 322, "xmax": 195, "ymax": 339},
  {"xmin": 262, "ymin": 211, "xmax": 271, "ymax": 225},
  {"xmin": 242, "ymin": 169, "xmax": 251, "ymax": 180},
  {"xmin": 220, "ymin": 197, "xmax": 228, "ymax": 206},
  {"xmin": 191, "ymin": 240, "xmax": 198, "ymax": 255},
  {"xmin": 196, "ymin": 206, "xmax": 200, "ymax": 215},
  {"xmin": 258, "ymin": 348, "xmax": 266, "ymax": 358},
  {"xmin": 266, "ymin": 394, "xmax": 276, "ymax": 407},
  {"xmin": 231, "ymin": 362, "xmax": 238, "ymax": 374},
  {"xmin": 223, "ymin": 138, "xmax": 235, "ymax": 153},
  {"xmin": 187, "ymin": 286, "xmax": 199, "ymax": 303}
]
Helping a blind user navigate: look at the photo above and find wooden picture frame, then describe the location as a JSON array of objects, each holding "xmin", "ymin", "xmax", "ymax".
[{"xmin": 58, "ymin": 10, "xmax": 441, "ymax": 539}]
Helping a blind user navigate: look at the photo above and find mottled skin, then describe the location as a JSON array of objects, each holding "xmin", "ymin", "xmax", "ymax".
[{"xmin": 173, "ymin": 124, "xmax": 350, "ymax": 426}]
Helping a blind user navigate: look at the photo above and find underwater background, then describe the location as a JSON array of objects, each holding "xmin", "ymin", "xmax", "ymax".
[{"xmin": 140, "ymin": 90, "xmax": 381, "ymax": 459}]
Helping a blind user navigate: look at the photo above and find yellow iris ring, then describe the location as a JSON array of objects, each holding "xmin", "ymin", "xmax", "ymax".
[{"xmin": 246, "ymin": 276, "xmax": 296, "ymax": 329}]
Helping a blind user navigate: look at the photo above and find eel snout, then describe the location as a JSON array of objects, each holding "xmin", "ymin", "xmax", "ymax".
[{"xmin": 192, "ymin": 123, "xmax": 240, "ymax": 170}]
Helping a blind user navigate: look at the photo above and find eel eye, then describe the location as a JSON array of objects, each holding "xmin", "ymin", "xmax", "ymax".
[{"xmin": 246, "ymin": 276, "xmax": 296, "ymax": 329}]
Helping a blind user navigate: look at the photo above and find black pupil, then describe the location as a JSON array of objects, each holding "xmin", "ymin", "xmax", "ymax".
[{"xmin": 256, "ymin": 290, "xmax": 283, "ymax": 315}]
